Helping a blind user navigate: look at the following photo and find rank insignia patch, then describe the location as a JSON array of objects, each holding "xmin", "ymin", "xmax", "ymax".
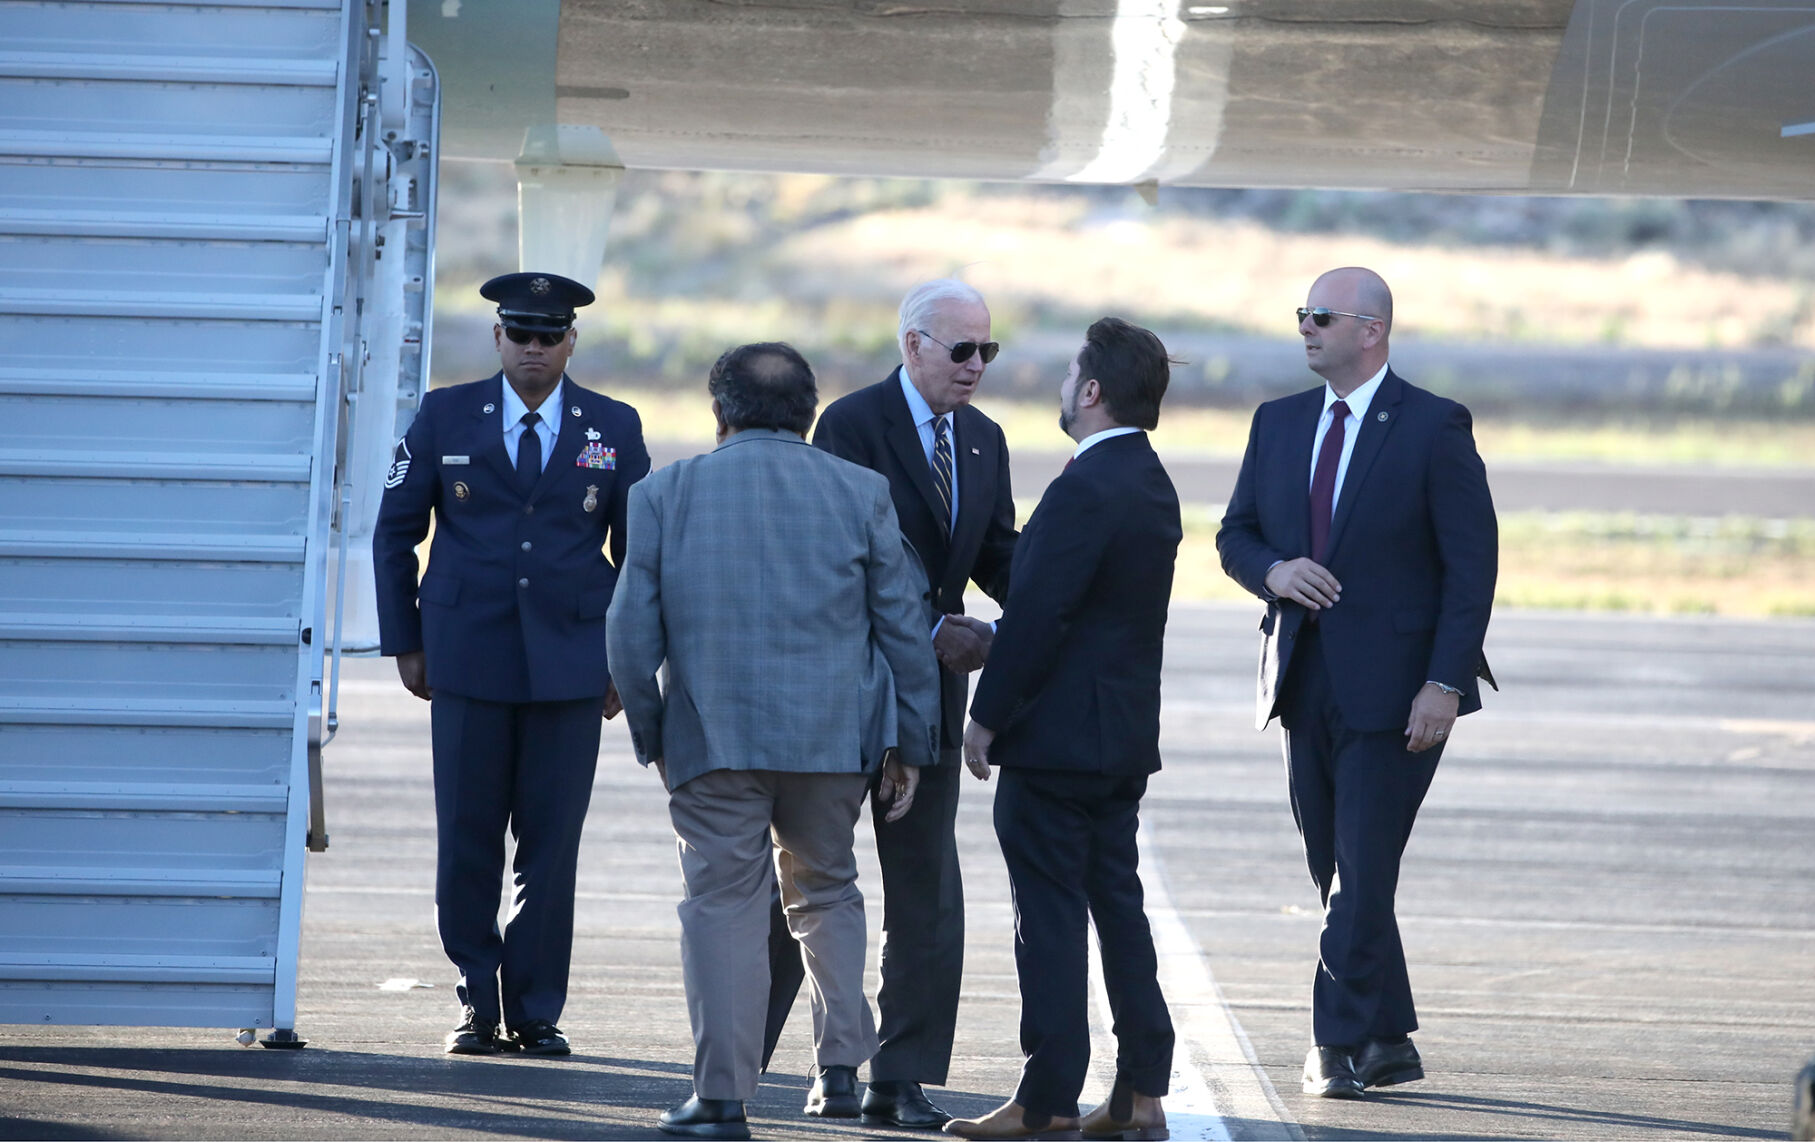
[
  {"xmin": 384, "ymin": 438, "xmax": 411, "ymax": 488},
  {"xmin": 576, "ymin": 442, "xmax": 615, "ymax": 470}
]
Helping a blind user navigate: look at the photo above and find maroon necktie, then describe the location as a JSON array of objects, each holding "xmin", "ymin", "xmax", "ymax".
[{"xmin": 1308, "ymin": 400, "xmax": 1349, "ymax": 563}]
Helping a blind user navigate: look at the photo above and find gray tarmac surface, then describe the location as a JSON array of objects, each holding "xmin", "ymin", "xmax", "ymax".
[{"xmin": 2, "ymin": 605, "xmax": 1810, "ymax": 1140}]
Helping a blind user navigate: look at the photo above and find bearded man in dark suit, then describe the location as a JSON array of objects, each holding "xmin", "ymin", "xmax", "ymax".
[
  {"xmin": 762, "ymin": 278, "xmax": 1018, "ymax": 1129},
  {"xmin": 947, "ymin": 317, "xmax": 1180, "ymax": 1142},
  {"xmin": 1217, "ymin": 266, "xmax": 1498, "ymax": 1099}
]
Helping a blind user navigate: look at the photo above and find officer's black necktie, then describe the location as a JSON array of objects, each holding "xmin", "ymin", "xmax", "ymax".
[
  {"xmin": 931, "ymin": 415, "xmax": 953, "ymax": 536},
  {"xmin": 516, "ymin": 411, "xmax": 542, "ymax": 494}
]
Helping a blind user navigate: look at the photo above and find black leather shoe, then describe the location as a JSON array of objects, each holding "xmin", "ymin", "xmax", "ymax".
[
  {"xmin": 504, "ymin": 1019, "xmax": 571, "ymax": 1056},
  {"xmin": 1302, "ymin": 1045, "xmax": 1364, "ymax": 1099},
  {"xmin": 1356, "ymin": 1037, "xmax": 1423, "ymax": 1088},
  {"xmin": 444, "ymin": 1007, "xmax": 504, "ymax": 1055},
  {"xmin": 658, "ymin": 1096, "xmax": 750, "ymax": 1140},
  {"xmin": 863, "ymin": 1079, "xmax": 953, "ymax": 1129},
  {"xmin": 805, "ymin": 1063, "xmax": 862, "ymax": 1117}
]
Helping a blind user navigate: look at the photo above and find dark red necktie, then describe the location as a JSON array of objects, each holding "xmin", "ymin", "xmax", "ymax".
[{"xmin": 1308, "ymin": 400, "xmax": 1349, "ymax": 563}]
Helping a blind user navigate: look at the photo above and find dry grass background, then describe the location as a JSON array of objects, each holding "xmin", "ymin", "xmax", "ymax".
[{"xmin": 772, "ymin": 196, "xmax": 1815, "ymax": 351}]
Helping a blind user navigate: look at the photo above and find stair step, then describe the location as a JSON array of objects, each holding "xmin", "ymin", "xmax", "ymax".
[
  {"xmin": 0, "ymin": 954, "xmax": 277, "ymax": 985},
  {"xmin": 0, "ymin": 448, "xmax": 311, "ymax": 482},
  {"xmin": 0, "ymin": 287, "xmax": 320, "ymax": 322},
  {"xmin": 0, "ymin": 867, "xmax": 282, "ymax": 899},
  {"xmin": 0, "ymin": 697, "xmax": 297, "ymax": 729},
  {"xmin": 0, "ymin": 614, "xmax": 298, "ymax": 645},
  {"xmin": 0, "ymin": 51, "xmax": 336, "ymax": 86},
  {"xmin": 0, "ymin": 530, "xmax": 306, "ymax": 563},
  {"xmin": 0, "ymin": 129, "xmax": 332, "ymax": 164},
  {"xmin": 0, "ymin": 368, "xmax": 317, "ymax": 402},
  {"xmin": 0, "ymin": 207, "xmax": 325, "ymax": 243}
]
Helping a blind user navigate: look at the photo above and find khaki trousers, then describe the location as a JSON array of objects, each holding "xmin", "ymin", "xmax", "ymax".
[{"xmin": 669, "ymin": 768, "xmax": 878, "ymax": 1100}]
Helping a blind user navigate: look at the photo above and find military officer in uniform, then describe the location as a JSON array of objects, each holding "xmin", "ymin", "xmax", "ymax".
[{"xmin": 373, "ymin": 271, "xmax": 651, "ymax": 1056}]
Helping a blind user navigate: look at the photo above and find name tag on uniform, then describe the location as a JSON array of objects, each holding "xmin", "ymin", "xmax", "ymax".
[{"xmin": 442, "ymin": 455, "xmax": 470, "ymax": 465}]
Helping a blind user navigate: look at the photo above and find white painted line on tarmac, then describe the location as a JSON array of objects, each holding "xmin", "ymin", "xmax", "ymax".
[{"xmin": 1080, "ymin": 820, "xmax": 1302, "ymax": 1141}]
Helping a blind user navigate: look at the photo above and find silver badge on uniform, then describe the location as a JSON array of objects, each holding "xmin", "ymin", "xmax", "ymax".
[
  {"xmin": 453, "ymin": 481, "xmax": 471, "ymax": 501},
  {"xmin": 384, "ymin": 438, "xmax": 411, "ymax": 488},
  {"xmin": 585, "ymin": 427, "xmax": 601, "ymax": 441},
  {"xmin": 483, "ymin": 402, "xmax": 496, "ymax": 414},
  {"xmin": 583, "ymin": 484, "xmax": 599, "ymax": 513},
  {"xmin": 571, "ymin": 406, "xmax": 582, "ymax": 418},
  {"xmin": 1377, "ymin": 411, "xmax": 1389, "ymax": 422}
]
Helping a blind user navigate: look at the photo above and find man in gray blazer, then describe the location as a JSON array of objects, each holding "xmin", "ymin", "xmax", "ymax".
[{"xmin": 607, "ymin": 342, "xmax": 942, "ymax": 1141}]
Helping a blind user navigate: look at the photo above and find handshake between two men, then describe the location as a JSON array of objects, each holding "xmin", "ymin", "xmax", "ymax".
[{"xmin": 932, "ymin": 612, "xmax": 995, "ymax": 675}]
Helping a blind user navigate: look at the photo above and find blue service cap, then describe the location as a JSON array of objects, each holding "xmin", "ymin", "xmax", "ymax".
[{"xmin": 479, "ymin": 271, "xmax": 596, "ymax": 333}]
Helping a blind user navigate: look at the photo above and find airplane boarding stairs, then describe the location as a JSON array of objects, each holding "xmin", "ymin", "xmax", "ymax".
[{"xmin": 0, "ymin": 0, "xmax": 435, "ymax": 1038}]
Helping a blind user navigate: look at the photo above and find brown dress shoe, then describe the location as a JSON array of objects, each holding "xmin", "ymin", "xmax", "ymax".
[
  {"xmin": 943, "ymin": 1099, "xmax": 1083, "ymax": 1140},
  {"xmin": 1081, "ymin": 1076, "xmax": 1169, "ymax": 1140}
]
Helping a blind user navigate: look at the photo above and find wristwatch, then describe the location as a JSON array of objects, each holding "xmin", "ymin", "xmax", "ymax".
[{"xmin": 1426, "ymin": 680, "xmax": 1462, "ymax": 696}]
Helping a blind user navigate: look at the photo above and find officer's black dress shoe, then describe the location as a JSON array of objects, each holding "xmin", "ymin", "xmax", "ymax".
[
  {"xmin": 504, "ymin": 1019, "xmax": 571, "ymax": 1056},
  {"xmin": 444, "ymin": 1007, "xmax": 507, "ymax": 1055},
  {"xmin": 805, "ymin": 1063, "xmax": 862, "ymax": 1117},
  {"xmin": 1301, "ymin": 1045, "xmax": 1364, "ymax": 1098},
  {"xmin": 1355, "ymin": 1037, "xmax": 1424, "ymax": 1088},
  {"xmin": 864, "ymin": 1079, "xmax": 954, "ymax": 1129},
  {"xmin": 658, "ymin": 1096, "xmax": 750, "ymax": 1140}
]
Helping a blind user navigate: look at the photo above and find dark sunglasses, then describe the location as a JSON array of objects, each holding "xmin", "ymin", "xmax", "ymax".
[
  {"xmin": 1297, "ymin": 307, "xmax": 1380, "ymax": 327},
  {"xmin": 504, "ymin": 327, "xmax": 569, "ymax": 347},
  {"xmin": 917, "ymin": 329, "xmax": 999, "ymax": 365}
]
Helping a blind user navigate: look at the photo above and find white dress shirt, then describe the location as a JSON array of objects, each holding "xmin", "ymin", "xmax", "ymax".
[
  {"xmin": 1072, "ymin": 425, "xmax": 1143, "ymax": 458},
  {"xmin": 898, "ymin": 367, "xmax": 959, "ymax": 533},
  {"xmin": 1308, "ymin": 363, "xmax": 1388, "ymax": 511},
  {"xmin": 502, "ymin": 376, "xmax": 563, "ymax": 472}
]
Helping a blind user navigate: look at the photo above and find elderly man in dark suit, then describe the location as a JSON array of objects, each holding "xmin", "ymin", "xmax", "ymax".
[
  {"xmin": 947, "ymin": 318, "xmax": 1181, "ymax": 1142},
  {"xmin": 608, "ymin": 343, "xmax": 941, "ymax": 1141},
  {"xmin": 373, "ymin": 271, "xmax": 650, "ymax": 1057},
  {"xmin": 1217, "ymin": 267, "xmax": 1498, "ymax": 1098},
  {"xmin": 763, "ymin": 279, "xmax": 1018, "ymax": 1129}
]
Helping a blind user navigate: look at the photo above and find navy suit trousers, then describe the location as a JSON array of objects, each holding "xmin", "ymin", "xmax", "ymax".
[
  {"xmin": 430, "ymin": 691, "xmax": 603, "ymax": 1027},
  {"xmin": 1280, "ymin": 625, "xmax": 1441, "ymax": 1048},
  {"xmin": 993, "ymin": 767, "xmax": 1175, "ymax": 1118}
]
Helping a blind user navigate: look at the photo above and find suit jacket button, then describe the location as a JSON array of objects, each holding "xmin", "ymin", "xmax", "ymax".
[
  {"xmin": 518, "ymin": 577, "xmax": 529, "ymax": 588},
  {"xmin": 520, "ymin": 540, "xmax": 532, "ymax": 551},
  {"xmin": 524, "ymin": 504, "xmax": 535, "ymax": 515}
]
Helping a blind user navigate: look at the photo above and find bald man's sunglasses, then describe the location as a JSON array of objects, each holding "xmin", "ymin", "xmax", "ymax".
[
  {"xmin": 504, "ymin": 327, "xmax": 569, "ymax": 347},
  {"xmin": 1297, "ymin": 307, "xmax": 1380, "ymax": 327},
  {"xmin": 917, "ymin": 330, "xmax": 1000, "ymax": 365}
]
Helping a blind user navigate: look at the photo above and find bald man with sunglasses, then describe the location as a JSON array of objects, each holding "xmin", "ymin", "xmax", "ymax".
[
  {"xmin": 760, "ymin": 279, "xmax": 1018, "ymax": 1129},
  {"xmin": 374, "ymin": 271, "xmax": 651, "ymax": 1057},
  {"xmin": 1218, "ymin": 267, "xmax": 1497, "ymax": 1099}
]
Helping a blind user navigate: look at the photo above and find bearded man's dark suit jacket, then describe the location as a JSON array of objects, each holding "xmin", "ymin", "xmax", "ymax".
[
  {"xmin": 1217, "ymin": 367, "xmax": 1496, "ymax": 1050},
  {"xmin": 969, "ymin": 429, "xmax": 1180, "ymax": 1119},
  {"xmin": 373, "ymin": 372, "xmax": 649, "ymax": 1032},
  {"xmin": 761, "ymin": 367, "xmax": 1017, "ymax": 1084}
]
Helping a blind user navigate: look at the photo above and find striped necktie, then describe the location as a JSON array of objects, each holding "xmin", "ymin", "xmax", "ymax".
[{"xmin": 931, "ymin": 415, "xmax": 953, "ymax": 535}]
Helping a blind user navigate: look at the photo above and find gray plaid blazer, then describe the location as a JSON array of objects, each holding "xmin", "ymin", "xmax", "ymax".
[{"xmin": 606, "ymin": 429, "xmax": 942, "ymax": 789}]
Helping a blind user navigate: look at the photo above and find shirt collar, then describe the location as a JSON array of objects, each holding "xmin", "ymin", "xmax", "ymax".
[
  {"xmin": 897, "ymin": 366, "xmax": 944, "ymax": 431},
  {"xmin": 1324, "ymin": 363, "xmax": 1388, "ymax": 420},
  {"xmin": 1072, "ymin": 425, "xmax": 1143, "ymax": 458},
  {"xmin": 501, "ymin": 375, "xmax": 564, "ymax": 429}
]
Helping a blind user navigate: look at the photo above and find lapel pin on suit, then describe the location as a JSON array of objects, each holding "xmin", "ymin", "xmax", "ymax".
[
  {"xmin": 483, "ymin": 402, "xmax": 495, "ymax": 414},
  {"xmin": 1378, "ymin": 411, "xmax": 1389, "ymax": 421}
]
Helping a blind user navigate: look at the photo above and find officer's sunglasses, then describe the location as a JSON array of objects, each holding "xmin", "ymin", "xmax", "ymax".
[
  {"xmin": 1297, "ymin": 307, "xmax": 1380, "ymax": 327},
  {"xmin": 504, "ymin": 327, "xmax": 570, "ymax": 347},
  {"xmin": 917, "ymin": 330, "xmax": 1000, "ymax": 365}
]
